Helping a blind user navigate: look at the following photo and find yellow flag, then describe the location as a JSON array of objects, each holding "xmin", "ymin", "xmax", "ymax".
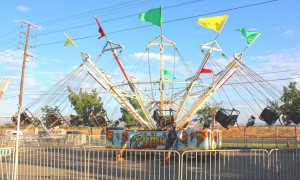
[
  {"xmin": 198, "ymin": 14, "xmax": 229, "ymax": 33},
  {"xmin": 64, "ymin": 33, "xmax": 78, "ymax": 48}
]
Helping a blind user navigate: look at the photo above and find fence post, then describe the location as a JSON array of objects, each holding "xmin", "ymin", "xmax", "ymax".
[
  {"xmin": 244, "ymin": 127, "xmax": 246, "ymax": 148},
  {"xmin": 267, "ymin": 149, "xmax": 273, "ymax": 180},
  {"xmin": 89, "ymin": 135, "xmax": 91, "ymax": 147},
  {"xmin": 84, "ymin": 147, "xmax": 88, "ymax": 180},
  {"xmin": 275, "ymin": 127, "xmax": 278, "ymax": 148},
  {"xmin": 295, "ymin": 126, "xmax": 297, "ymax": 148}
]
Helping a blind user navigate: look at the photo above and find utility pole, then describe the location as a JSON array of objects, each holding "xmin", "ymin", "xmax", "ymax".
[
  {"xmin": 18, "ymin": 21, "xmax": 37, "ymax": 108},
  {"xmin": 14, "ymin": 21, "xmax": 37, "ymax": 180}
]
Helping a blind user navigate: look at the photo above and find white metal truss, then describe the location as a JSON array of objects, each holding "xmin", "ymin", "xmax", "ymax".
[
  {"xmin": 82, "ymin": 52, "xmax": 154, "ymax": 129},
  {"xmin": 174, "ymin": 40, "xmax": 222, "ymax": 120},
  {"xmin": 176, "ymin": 52, "xmax": 244, "ymax": 128}
]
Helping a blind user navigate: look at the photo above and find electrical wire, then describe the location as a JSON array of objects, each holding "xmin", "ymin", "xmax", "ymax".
[{"xmin": 32, "ymin": 0, "xmax": 279, "ymax": 47}]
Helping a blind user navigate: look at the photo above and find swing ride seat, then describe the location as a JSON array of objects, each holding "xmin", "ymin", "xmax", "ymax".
[
  {"xmin": 45, "ymin": 113, "xmax": 64, "ymax": 128},
  {"xmin": 290, "ymin": 111, "xmax": 300, "ymax": 125},
  {"xmin": 11, "ymin": 111, "xmax": 35, "ymax": 125},
  {"xmin": 153, "ymin": 109, "xmax": 175, "ymax": 129},
  {"xmin": 91, "ymin": 115, "xmax": 107, "ymax": 127},
  {"xmin": 259, "ymin": 107, "xmax": 279, "ymax": 125},
  {"xmin": 215, "ymin": 108, "xmax": 239, "ymax": 129},
  {"xmin": 158, "ymin": 115, "xmax": 174, "ymax": 129},
  {"xmin": 89, "ymin": 111, "xmax": 108, "ymax": 127}
]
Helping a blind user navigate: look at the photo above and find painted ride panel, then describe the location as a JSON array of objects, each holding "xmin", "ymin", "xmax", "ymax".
[{"xmin": 106, "ymin": 129, "xmax": 222, "ymax": 152}]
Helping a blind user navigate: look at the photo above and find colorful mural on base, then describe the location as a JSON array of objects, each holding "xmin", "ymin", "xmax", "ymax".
[{"xmin": 106, "ymin": 129, "xmax": 222, "ymax": 152}]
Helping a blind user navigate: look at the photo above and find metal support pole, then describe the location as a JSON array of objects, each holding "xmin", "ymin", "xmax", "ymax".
[
  {"xmin": 275, "ymin": 126, "xmax": 278, "ymax": 148},
  {"xmin": 295, "ymin": 126, "xmax": 297, "ymax": 148},
  {"xmin": 13, "ymin": 104, "xmax": 21, "ymax": 180},
  {"xmin": 244, "ymin": 126, "xmax": 246, "ymax": 147},
  {"xmin": 13, "ymin": 21, "xmax": 37, "ymax": 180}
]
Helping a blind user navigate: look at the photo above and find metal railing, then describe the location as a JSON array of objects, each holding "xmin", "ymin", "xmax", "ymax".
[
  {"xmin": 181, "ymin": 149, "xmax": 270, "ymax": 180},
  {"xmin": 1, "ymin": 147, "xmax": 299, "ymax": 180}
]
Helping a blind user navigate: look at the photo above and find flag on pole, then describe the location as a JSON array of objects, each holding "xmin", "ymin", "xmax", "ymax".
[
  {"xmin": 139, "ymin": 6, "xmax": 162, "ymax": 27},
  {"xmin": 236, "ymin": 28, "xmax": 261, "ymax": 46},
  {"xmin": 200, "ymin": 68, "xmax": 214, "ymax": 74},
  {"xmin": 94, "ymin": 16, "xmax": 106, "ymax": 39},
  {"xmin": 0, "ymin": 79, "xmax": 9, "ymax": 100},
  {"xmin": 198, "ymin": 14, "xmax": 229, "ymax": 33},
  {"xmin": 64, "ymin": 33, "xmax": 78, "ymax": 48},
  {"xmin": 163, "ymin": 70, "xmax": 175, "ymax": 79}
]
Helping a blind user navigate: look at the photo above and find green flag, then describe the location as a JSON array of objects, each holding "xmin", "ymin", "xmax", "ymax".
[
  {"xmin": 163, "ymin": 70, "xmax": 175, "ymax": 79},
  {"xmin": 237, "ymin": 28, "xmax": 261, "ymax": 46},
  {"xmin": 139, "ymin": 6, "xmax": 162, "ymax": 27}
]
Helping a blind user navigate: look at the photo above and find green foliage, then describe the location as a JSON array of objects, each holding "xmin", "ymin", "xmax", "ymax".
[
  {"xmin": 120, "ymin": 97, "xmax": 146, "ymax": 127},
  {"xmin": 67, "ymin": 86, "xmax": 104, "ymax": 127},
  {"xmin": 280, "ymin": 82, "xmax": 300, "ymax": 124},
  {"xmin": 192, "ymin": 103, "xmax": 220, "ymax": 124}
]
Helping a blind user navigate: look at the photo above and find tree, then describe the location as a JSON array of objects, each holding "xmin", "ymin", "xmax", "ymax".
[
  {"xmin": 280, "ymin": 82, "xmax": 300, "ymax": 124},
  {"xmin": 192, "ymin": 103, "xmax": 220, "ymax": 125},
  {"xmin": 67, "ymin": 86, "xmax": 104, "ymax": 127},
  {"xmin": 120, "ymin": 97, "xmax": 146, "ymax": 127}
]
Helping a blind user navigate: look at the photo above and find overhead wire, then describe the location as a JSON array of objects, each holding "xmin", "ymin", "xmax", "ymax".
[
  {"xmin": 35, "ymin": 0, "xmax": 203, "ymax": 37},
  {"xmin": 33, "ymin": 0, "xmax": 279, "ymax": 47},
  {"xmin": 37, "ymin": 0, "xmax": 160, "ymax": 36},
  {"xmin": 0, "ymin": 28, "xmax": 20, "ymax": 39},
  {"xmin": 37, "ymin": 0, "xmax": 149, "ymax": 26},
  {"xmin": 0, "ymin": 0, "xmax": 159, "ymax": 48}
]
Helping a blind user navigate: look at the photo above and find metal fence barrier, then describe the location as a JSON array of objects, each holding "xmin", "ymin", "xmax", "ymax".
[
  {"xmin": 1, "ymin": 147, "xmax": 299, "ymax": 180},
  {"xmin": 181, "ymin": 149, "xmax": 269, "ymax": 180},
  {"xmin": 86, "ymin": 148, "xmax": 180, "ymax": 180},
  {"xmin": 268, "ymin": 149, "xmax": 300, "ymax": 180}
]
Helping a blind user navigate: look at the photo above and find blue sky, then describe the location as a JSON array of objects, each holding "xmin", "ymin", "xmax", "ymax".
[{"xmin": 0, "ymin": 0, "xmax": 300, "ymax": 125}]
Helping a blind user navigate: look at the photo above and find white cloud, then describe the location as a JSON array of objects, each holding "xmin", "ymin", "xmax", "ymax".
[
  {"xmin": 16, "ymin": 5, "xmax": 30, "ymax": 13},
  {"xmin": 248, "ymin": 50, "xmax": 300, "ymax": 87},
  {"xmin": 0, "ymin": 49, "xmax": 37, "ymax": 71},
  {"xmin": 283, "ymin": 29, "xmax": 293, "ymax": 36},
  {"xmin": 275, "ymin": 26, "xmax": 296, "ymax": 38},
  {"xmin": 129, "ymin": 52, "xmax": 179, "ymax": 63}
]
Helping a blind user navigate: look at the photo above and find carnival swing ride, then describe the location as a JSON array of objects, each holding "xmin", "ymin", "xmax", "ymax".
[{"xmin": 11, "ymin": 7, "xmax": 299, "ymax": 152}]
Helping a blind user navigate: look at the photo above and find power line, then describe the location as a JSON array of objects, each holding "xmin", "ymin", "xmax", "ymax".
[
  {"xmin": 166, "ymin": 0, "xmax": 279, "ymax": 23},
  {"xmin": 37, "ymin": 0, "xmax": 146, "ymax": 25},
  {"xmin": 33, "ymin": 0, "xmax": 279, "ymax": 47},
  {"xmin": 0, "ymin": 0, "xmax": 278, "ymax": 49},
  {"xmin": 0, "ymin": 28, "xmax": 20, "ymax": 39},
  {"xmin": 0, "ymin": 0, "xmax": 159, "ymax": 47},
  {"xmin": 0, "ymin": 45, "xmax": 19, "ymax": 53},
  {"xmin": 0, "ymin": 37, "xmax": 20, "ymax": 48},
  {"xmin": 36, "ymin": 0, "xmax": 203, "ymax": 36}
]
